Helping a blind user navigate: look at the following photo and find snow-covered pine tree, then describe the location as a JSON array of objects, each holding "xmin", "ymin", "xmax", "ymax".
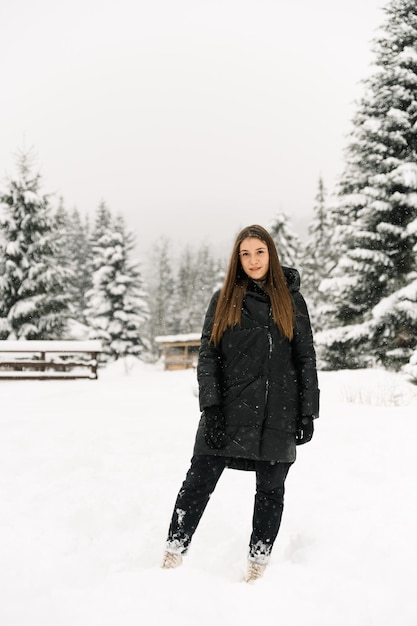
[
  {"xmin": 170, "ymin": 244, "xmax": 221, "ymax": 334},
  {"xmin": 170, "ymin": 247, "xmax": 198, "ymax": 334},
  {"xmin": 84, "ymin": 206, "xmax": 149, "ymax": 361},
  {"xmin": 65, "ymin": 208, "xmax": 93, "ymax": 326},
  {"xmin": 403, "ymin": 345, "xmax": 417, "ymax": 383},
  {"xmin": 91, "ymin": 201, "xmax": 112, "ymax": 243},
  {"xmin": 191, "ymin": 245, "xmax": 222, "ymax": 330},
  {"xmin": 146, "ymin": 237, "xmax": 176, "ymax": 349},
  {"xmin": 0, "ymin": 152, "xmax": 71, "ymax": 339},
  {"xmin": 317, "ymin": 0, "xmax": 417, "ymax": 370},
  {"xmin": 269, "ymin": 211, "xmax": 302, "ymax": 269},
  {"xmin": 54, "ymin": 201, "xmax": 91, "ymax": 322},
  {"xmin": 301, "ymin": 177, "xmax": 333, "ymax": 321}
]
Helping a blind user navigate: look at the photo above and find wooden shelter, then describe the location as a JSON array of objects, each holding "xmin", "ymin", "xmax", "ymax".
[{"xmin": 155, "ymin": 333, "xmax": 201, "ymax": 370}]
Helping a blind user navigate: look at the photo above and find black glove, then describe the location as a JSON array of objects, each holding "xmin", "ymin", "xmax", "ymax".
[
  {"xmin": 295, "ymin": 415, "xmax": 314, "ymax": 445},
  {"xmin": 203, "ymin": 406, "xmax": 228, "ymax": 449}
]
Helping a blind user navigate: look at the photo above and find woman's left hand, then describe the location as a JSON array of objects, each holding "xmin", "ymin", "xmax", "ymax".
[{"xmin": 295, "ymin": 416, "xmax": 314, "ymax": 445}]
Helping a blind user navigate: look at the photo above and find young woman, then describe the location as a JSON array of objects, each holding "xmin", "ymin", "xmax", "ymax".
[{"xmin": 161, "ymin": 224, "xmax": 319, "ymax": 582}]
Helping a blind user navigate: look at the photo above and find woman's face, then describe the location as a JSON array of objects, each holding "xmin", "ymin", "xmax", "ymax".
[{"xmin": 239, "ymin": 237, "xmax": 270, "ymax": 281}]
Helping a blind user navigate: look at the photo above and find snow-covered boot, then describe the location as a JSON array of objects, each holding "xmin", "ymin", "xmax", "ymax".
[
  {"xmin": 244, "ymin": 559, "xmax": 266, "ymax": 583},
  {"xmin": 161, "ymin": 551, "xmax": 183, "ymax": 569}
]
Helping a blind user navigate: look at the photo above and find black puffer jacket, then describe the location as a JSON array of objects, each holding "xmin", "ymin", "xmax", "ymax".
[{"xmin": 193, "ymin": 267, "xmax": 319, "ymax": 464}]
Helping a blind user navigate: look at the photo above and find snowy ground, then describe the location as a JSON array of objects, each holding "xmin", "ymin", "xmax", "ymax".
[{"xmin": 1, "ymin": 360, "xmax": 416, "ymax": 626}]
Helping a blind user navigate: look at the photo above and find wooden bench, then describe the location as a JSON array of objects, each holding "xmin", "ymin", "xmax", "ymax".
[
  {"xmin": 0, "ymin": 340, "xmax": 102, "ymax": 380},
  {"xmin": 155, "ymin": 333, "xmax": 200, "ymax": 370}
]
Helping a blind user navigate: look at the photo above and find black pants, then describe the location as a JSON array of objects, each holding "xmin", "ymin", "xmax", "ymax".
[{"xmin": 166, "ymin": 455, "xmax": 292, "ymax": 562}]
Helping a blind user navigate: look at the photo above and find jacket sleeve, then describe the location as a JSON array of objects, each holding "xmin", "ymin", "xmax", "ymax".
[
  {"xmin": 197, "ymin": 291, "xmax": 223, "ymax": 411},
  {"xmin": 291, "ymin": 292, "xmax": 320, "ymax": 418}
]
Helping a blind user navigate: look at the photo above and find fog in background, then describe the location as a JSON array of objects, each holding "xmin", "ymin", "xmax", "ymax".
[{"xmin": 0, "ymin": 0, "xmax": 385, "ymax": 255}]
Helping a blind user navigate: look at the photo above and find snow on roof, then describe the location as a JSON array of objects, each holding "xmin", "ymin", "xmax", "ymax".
[
  {"xmin": 0, "ymin": 340, "xmax": 102, "ymax": 352},
  {"xmin": 155, "ymin": 333, "xmax": 201, "ymax": 343}
]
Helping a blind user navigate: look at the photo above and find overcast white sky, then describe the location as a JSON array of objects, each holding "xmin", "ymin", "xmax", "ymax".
[{"xmin": 1, "ymin": 0, "xmax": 385, "ymax": 254}]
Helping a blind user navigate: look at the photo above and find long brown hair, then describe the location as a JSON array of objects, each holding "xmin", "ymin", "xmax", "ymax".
[{"xmin": 210, "ymin": 224, "xmax": 295, "ymax": 345}]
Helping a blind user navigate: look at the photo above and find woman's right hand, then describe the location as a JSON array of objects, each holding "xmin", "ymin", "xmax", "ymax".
[{"xmin": 203, "ymin": 406, "xmax": 228, "ymax": 449}]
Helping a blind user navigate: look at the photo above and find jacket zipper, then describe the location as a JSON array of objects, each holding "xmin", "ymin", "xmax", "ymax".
[{"xmin": 264, "ymin": 313, "xmax": 273, "ymax": 411}]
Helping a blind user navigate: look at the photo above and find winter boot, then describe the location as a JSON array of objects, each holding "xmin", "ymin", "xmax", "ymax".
[
  {"xmin": 161, "ymin": 551, "xmax": 183, "ymax": 569},
  {"xmin": 244, "ymin": 559, "xmax": 266, "ymax": 583}
]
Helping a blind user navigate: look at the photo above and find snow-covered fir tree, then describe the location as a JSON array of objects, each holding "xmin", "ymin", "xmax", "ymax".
[
  {"xmin": 317, "ymin": 0, "xmax": 417, "ymax": 371},
  {"xmin": 170, "ymin": 245, "xmax": 221, "ymax": 334},
  {"xmin": 53, "ymin": 201, "xmax": 93, "ymax": 330},
  {"xmin": 84, "ymin": 205, "xmax": 149, "ymax": 361},
  {"xmin": 90, "ymin": 201, "xmax": 112, "ymax": 243},
  {"xmin": 301, "ymin": 177, "xmax": 333, "ymax": 322},
  {"xmin": 146, "ymin": 237, "xmax": 176, "ymax": 354},
  {"xmin": 150, "ymin": 237, "xmax": 176, "ymax": 336},
  {"xmin": 66, "ymin": 208, "xmax": 93, "ymax": 326},
  {"xmin": 170, "ymin": 247, "xmax": 199, "ymax": 334},
  {"xmin": 0, "ymin": 152, "xmax": 71, "ymax": 339},
  {"xmin": 403, "ymin": 345, "xmax": 417, "ymax": 383},
  {"xmin": 269, "ymin": 211, "xmax": 302, "ymax": 268},
  {"xmin": 190, "ymin": 245, "xmax": 223, "ymax": 330}
]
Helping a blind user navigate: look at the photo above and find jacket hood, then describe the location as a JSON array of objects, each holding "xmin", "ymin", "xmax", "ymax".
[{"xmin": 282, "ymin": 266, "xmax": 300, "ymax": 292}]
